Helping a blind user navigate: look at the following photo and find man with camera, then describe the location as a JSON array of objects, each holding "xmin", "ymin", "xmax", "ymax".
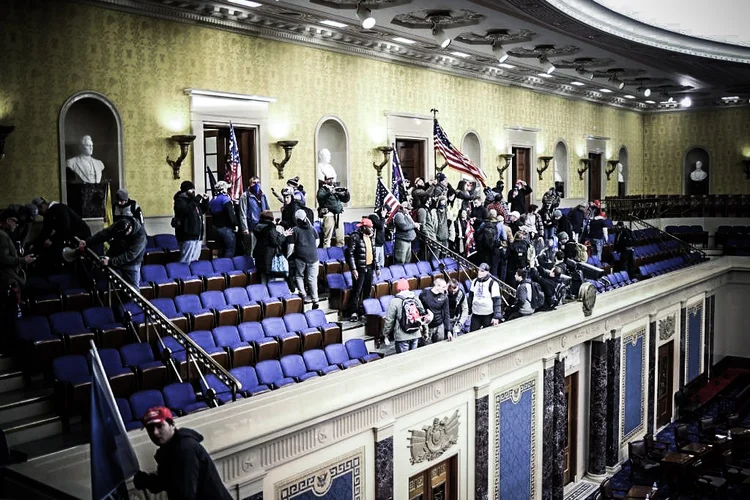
[
  {"xmin": 316, "ymin": 174, "xmax": 350, "ymax": 248},
  {"xmin": 173, "ymin": 181, "xmax": 208, "ymax": 263}
]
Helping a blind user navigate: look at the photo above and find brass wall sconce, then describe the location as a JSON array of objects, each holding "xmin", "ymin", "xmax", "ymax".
[
  {"xmin": 0, "ymin": 125, "xmax": 16, "ymax": 162},
  {"xmin": 436, "ymin": 161, "xmax": 448, "ymax": 173},
  {"xmin": 742, "ymin": 158, "xmax": 750, "ymax": 180},
  {"xmin": 537, "ymin": 156, "xmax": 553, "ymax": 180},
  {"xmin": 372, "ymin": 146, "xmax": 393, "ymax": 177},
  {"xmin": 605, "ymin": 159, "xmax": 619, "ymax": 180},
  {"xmin": 497, "ymin": 153, "xmax": 514, "ymax": 176},
  {"xmin": 577, "ymin": 158, "xmax": 592, "ymax": 180},
  {"xmin": 166, "ymin": 134, "xmax": 196, "ymax": 179},
  {"xmin": 272, "ymin": 140, "xmax": 298, "ymax": 179}
]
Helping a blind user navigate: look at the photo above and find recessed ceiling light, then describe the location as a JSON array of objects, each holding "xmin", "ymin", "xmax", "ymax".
[
  {"xmin": 680, "ymin": 96, "xmax": 692, "ymax": 108},
  {"xmin": 228, "ymin": 0, "xmax": 262, "ymax": 7},
  {"xmin": 570, "ymin": 81, "xmax": 585, "ymax": 86},
  {"xmin": 320, "ymin": 20, "xmax": 347, "ymax": 28},
  {"xmin": 721, "ymin": 96, "xmax": 740, "ymax": 100},
  {"xmin": 498, "ymin": 63, "xmax": 515, "ymax": 69},
  {"xmin": 393, "ymin": 37, "xmax": 416, "ymax": 45},
  {"xmin": 599, "ymin": 88, "xmax": 612, "ymax": 93},
  {"xmin": 537, "ymin": 73, "xmax": 553, "ymax": 78},
  {"xmin": 450, "ymin": 51, "xmax": 470, "ymax": 58},
  {"xmin": 645, "ymin": 100, "xmax": 656, "ymax": 104},
  {"xmin": 623, "ymin": 95, "xmax": 636, "ymax": 99},
  {"xmin": 356, "ymin": 3, "xmax": 376, "ymax": 29}
]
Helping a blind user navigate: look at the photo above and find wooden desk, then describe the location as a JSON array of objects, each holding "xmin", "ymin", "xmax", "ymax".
[
  {"xmin": 730, "ymin": 427, "xmax": 750, "ymax": 437},
  {"xmin": 626, "ymin": 484, "xmax": 660, "ymax": 499},
  {"xmin": 661, "ymin": 452, "xmax": 692, "ymax": 465},
  {"xmin": 680, "ymin": 442, "xmax": 712, "ymax": 456}
]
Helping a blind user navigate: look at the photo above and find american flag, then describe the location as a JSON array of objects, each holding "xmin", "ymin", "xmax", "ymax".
[
  {"xmin": 391, "ymin": 143, "xmax": 404, "ymax": 202},
  {"xmin": 465, "ymin": 221, "xmax": 475, "ymax": 256},
  {"xmin": 434, "ymin": 119, "xmax": 488, "ymax": 187},
  {"xmin": 225, "ymin": 122, "xmax": 243, "ymax": 200},
  {"xmin": 375, "ymin": 177, "xmax": 401, "ymax": 222}
]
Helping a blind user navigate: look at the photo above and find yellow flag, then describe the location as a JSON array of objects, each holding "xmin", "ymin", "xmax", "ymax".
[{"xmin": 103, "ymin": 183, "xmax": 114, "ymax": 252}]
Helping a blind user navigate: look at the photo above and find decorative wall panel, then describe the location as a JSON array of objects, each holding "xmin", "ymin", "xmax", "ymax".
[
  {"xmin": 620, "ymin": 328, "xmax": 646, "ymax": 443},
  {"xmin": 275, "ymin": 448, "xmax": 363, "ymax": 500},
  {"xmin": 686, "ymin": 303, "xmax": 705, "ymax": 383},
  {"xmin": 494, "ymin": 376, "xmax": 537, "ymax": 500}
]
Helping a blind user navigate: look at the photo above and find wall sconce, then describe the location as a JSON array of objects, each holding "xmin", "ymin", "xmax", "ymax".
[
  {"xmin": 372, "ymin": 146, "xmax": 393, "ymax": 177},
  {"xmin": 272, "ymin": 140, "xmax": 298, "ymax": 179},
  {"xmin": 605, "ymin": 159, "xmax": 619, "ymax": 180},
  {"xmin": 166, "ymin": 134, "xmax": 196, "ymax": 179},
  {"xmin": 742, "ymin": 158, "xmax": 750, "ymax": 180},
  {"xmin": 497, "ymin": 153, "xmax": 514, "ymax": 177},
  {"xmin": 436, "ymin": 161, "xmax": 448, "ymax": 173},
  {"xmin": 0, "ymin": 125, "xmax": 16, "ymax": 162},
  {"xmin": 577, "ymin": 158, "xmax": 591, "ymax": 180},
  {"xmin": 537, "ymin": 156, "xmax": 553, "ymax": 180}
]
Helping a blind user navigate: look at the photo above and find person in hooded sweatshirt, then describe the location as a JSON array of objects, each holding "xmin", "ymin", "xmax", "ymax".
[
  {"xmin": 79, "ymin": 216, "xmax": 147, "ymax": 288},
  {"xmin": 134, "ymin": 406, "xmax": 233, "ymax": 500},
  {"xmin": 383, "ymin": 278, "xmax": 429, "ymax": 353},
  {"xmin": 172, "ymin": 181, "xmax": 208, "ymax": 263},
  {"xmin": 287, "ymin": 209, "xmax": 320, "ymax": 308},
  {"xmin": 253, "ymin": 211, "xmax": 284, "ymax": 285},
  {"xmin": 208, "ymin": 181, "xmax": 238, "ymax": 258}
]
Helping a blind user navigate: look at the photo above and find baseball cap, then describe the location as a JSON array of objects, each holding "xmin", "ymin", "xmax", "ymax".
[
  {"xmin": 396, "ymin": 278, "xmax": 410, "ymax": 292},
  {"xmin": 436, "ymin": 172, "xmax": 447, "ymax": 182},
  {"xmin": 357, "ymin": 217, "xmax": 373, "ymax": 228},
  {"xmin": 0, "ymin": 208, "xmax": 20, "ymax": 222},
  {"xmin": 142, "ymin": 406, "xmax": 173, "ymax": 426},
  {"xmin": 478, "ymin": 262, "xmax": 490, "ymax": 272},
  {"xmin": 509, "ymin": 211, "xmax": 520, "ymax": 219},
  {"xmin": 294, "ymin": 209, "xmax": 307, "ymax": 221}
]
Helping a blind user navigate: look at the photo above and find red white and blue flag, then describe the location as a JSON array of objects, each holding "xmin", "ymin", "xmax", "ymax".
[
  {"xmin": 225, "ymin": 122, "xmax": 243, "ymax": 200},
  {"xmin": 375, "ymin": 177, "xmax": 401, "ymax": 222},
  {"xmin": 465, "ymin": 222, "xmax": 475, "ymax": 256},
  {"xmin": 434, "ymin": 119, "xmax": 488, "ymax": 187},
  {"xmin": 391, "ymin": 143, "xmax": 404, "ymax": 202}
]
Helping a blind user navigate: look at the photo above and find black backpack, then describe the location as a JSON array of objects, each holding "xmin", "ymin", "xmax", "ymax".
[
  {"xmin": 511, "ymin": 240, "xmax": 529, "ymax": 267},
  {"xmin": 529, "ymin": 281, "xmax": 545, "ymax": 311},
  {"xmin": 478, "ymin": 222, "xmax": 498, "ymax": 249},
  {"xmin": 547, "ymin": 281, "xmax": 568, "ymax": 309},
  {"xmin": 399, "ymin": 297, "xmax": 423, "ymax": 333}
]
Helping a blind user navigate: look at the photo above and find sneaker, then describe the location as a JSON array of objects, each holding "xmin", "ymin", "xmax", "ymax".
[
  {"xmin": 350, "ymin": 313, "xmax": 359, "ymax": 322},
  {"xmin": 312, "ymin": 302, "xmax": 320, "ymax": 310},
  {"xmin": 303, "ymin": 296, "xmax": 312, "ymax": 304}
]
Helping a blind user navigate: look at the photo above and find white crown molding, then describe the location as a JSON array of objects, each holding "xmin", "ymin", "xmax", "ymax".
[{"xmin": 184, "ymin": 88, "xmax": 276, "ymax": 102}]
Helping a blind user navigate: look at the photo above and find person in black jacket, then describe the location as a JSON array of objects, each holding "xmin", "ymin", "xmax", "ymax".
[
  {"xmin": 287, "ymin": 209, "xmax": 320, "ymax": 308},
  {"xmin": 419, "ymin": 278, "xmax": 452, "ymax": 343},
  {"xmin": 208, "ymin": 181, "xmax": 238, "ymax": 258},
  {"xmin": 252, "ymin": 211, "xmax": 284, "ymax": 285},
  {"xmin": 30, "ymin": 197, "xmax": 92, "ymax": 273},
  {"xmin": 368, "ymin": 206, "xmax": 389, "ymax": 269},
  {"xmin": 134, "ymin": 406, "xmax": 232, "ymax": 500},
  {"xmin": 172, "ymin": 181, "xmax": 208, "ymax": 263},
  {"xmin": 347, "ymin": 218, "xmax": 379, "ymax": 322},
  {"xmin": 79, "ymin": 216, "xmax": 147, "ymax": 288},
  {"xmin": 507, "ymin": 180, "xmax": 532, "ymax": 214}
]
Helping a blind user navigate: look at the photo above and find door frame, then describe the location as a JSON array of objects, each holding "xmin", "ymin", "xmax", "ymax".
[
  {"xmin": 386, "ymin": 112, "xmax": 435, "ymax": 183},
  {"xmin": 395, "ymin": 138, "xmax": 428, "ymax": 184},
  {"xmin": 587, "ymin": 152, "xmax": 603, "ymax": 202},
  {"xmin": 652, "ymin": 309, "xmax": 681, "ymax": 432},
  {"xmin": 564, "ymin": 372, "xmax": 579, "ymax": 486},
  {"xmin": 584, "ymin": 137, "xmax": 608, "ymax": 203},
  {"xmin": 655, "ymin": 340, "xmax": 675, "ymax": 429},
  {"xmin": 506, "ymin": 127, "xmax": 539, "ymax": 204}
]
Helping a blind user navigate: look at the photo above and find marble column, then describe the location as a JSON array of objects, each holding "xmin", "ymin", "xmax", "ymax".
[
  {"xmin": 552, "ymin": 358, "xmax": 567, "ymax": 500},
  {"xmin": 679, "ymin": 304, "xmax": 687, "ymax": 390},
  {"xmin": 375, "ymin": 425, "xmax": 394, "ymax": 500},
  {"xmin": 646, "ymin": 319, "xmax": 656, "ymax": 435},
  {"xmin": 542, "ymin": 359, "xmax": 555, "ymax": 500},
  {"xmin": 475, "ymin": 390, "xmax": 490, "ymax": 500},
  {"xmin": 605, "ymin": 334, "xmax": 621, "ymax": 468},
  {"xmin": 588, "ymin": 339, "xmax": 608, "ymax": 476}
]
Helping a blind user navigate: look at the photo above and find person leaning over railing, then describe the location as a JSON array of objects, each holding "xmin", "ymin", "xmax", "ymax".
[{"xmin": 79, "ymin": 216, "xmax": 147, "ymax": 288}]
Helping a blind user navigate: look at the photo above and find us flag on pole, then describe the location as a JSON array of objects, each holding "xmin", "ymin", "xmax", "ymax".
[
  {"xmin": 391, "ymin": 143, "xmax": 404, "ymax": 202},
  {"xmin": 225, "ymin": 122, "xmax": 243, "ymax": 200},
  {"xmin": 434, "ymin": 119, "xmax": 488, "ymax": 187},
  {"xmin": 375, "ymin": 177, "xmax": 401, "ymax": 222},
  {"xmin": 465, "ymin": 223, "xmax": 475, "ymax": 256}
]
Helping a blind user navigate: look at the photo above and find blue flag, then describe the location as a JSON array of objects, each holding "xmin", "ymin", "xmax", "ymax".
[
  {"xmin": 391, "ymin": 143, "xmax": 404, "ymax": 202},
  {"xmin": 90, "ymin": 342, "xmax": 139, "ymax": 500}
]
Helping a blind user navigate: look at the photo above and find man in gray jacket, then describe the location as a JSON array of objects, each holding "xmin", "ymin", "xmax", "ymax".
[
  {"xmin": 393, "ymin": 202, "xmax": 419, "ymax": 264},
  {"xmin": 383, "ymin": 279, "xmax": 429, "ymax": 353}
]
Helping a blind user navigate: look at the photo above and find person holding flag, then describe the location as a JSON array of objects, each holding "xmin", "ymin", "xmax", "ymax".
[
  {"xmin": 224, "ymin": 123, "xmax": 243, "ymax": 200},
  {"xmin": 391, "ymin": 143, "xmax": 406, "ymax": 202}
]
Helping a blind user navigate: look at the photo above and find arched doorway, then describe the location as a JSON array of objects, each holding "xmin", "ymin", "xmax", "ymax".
[
  {"xmin": 618, "ymin": 146, "xmax": 628, "ymax": 197},
  {"xmin": 683, "ymin": 147, "xmax": 710, "ymax": 195},
  {"xmin": 314, "ymin": 116, "xmax": 350, "ymax": 192},
  {"xmin": 461, "ymin": 130, "xmax": 482, "ymax": 168},
  {"xmin": 553, "ymin": 140, "xmax": 568, "ymax": 198}
]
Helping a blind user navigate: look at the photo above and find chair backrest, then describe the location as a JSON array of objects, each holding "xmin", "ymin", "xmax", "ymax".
[
  {"xmin": 629, "ymin": 440, "xmax": 647, "ymax": 458},
  {"xmin": 52, "ymin": 355, "xmax": 89, "ymax": 381},
  {"xmin": 376, "ymin": 267, "xmax": 392, "ymax": 282},
  {"xmin": 345, "ymin": 339, "xmax": 368, "ymax": 359},
  {"xmin": 212, "ymin": 258, "xmax": 234, "ymax": 273},
  {"xmin": 47, "ymin": 274, "xmax": 81, "ymax": 290},
  {"xmin": 262, "ymin": 317, "xmax": 287, "ymax": 336},
  {"xmin": 224, "ymin": 287, "xmax": 250, "ymax": 306},
  {"xmin": 129, "ymin": 390, "xmax": 165, "ymax": 422},
  {"xmin": 327, "ymin": 247, "xmax": 345, "ymax": 261},
  {"xmin": 188, "ymin": 330, "xmax": 217, "ymax": 348},
  {"xmin": 212, "ymin": 326, "xmax": 240, "ymax": 347},
  {"xmin": 166, "ymin": 262, "xmax": 192, "ymax": 279},
  {"xmin": 120, "ymin": 343, "xmax": 155, "ymax": 366},
  {"xmin": 200, "ymin": 290, "xmax": 227, "ymax": 308},
  {"xmin": 379, "ymin": 295, "xmax": 393, "ymax": 311},
  {"xmin": 267, "ymin": 281, "xmax": 292, "ymax": 298},
  {"xmin": 280, "ymin": 354, "xmax": 307, "ymax": 378},
  {"xmin": 417, "ymin": 261, "xmax": 433, "ymax": 275},
  {"xmin": 302, "ymin": 349, "xmax": 329, "ymax": 371},
  {"xmin": 304, "ymin": 309, "xmax": 327, "ymax": 328},
  {"xmin": 232, "ymin": 255, "xmax": 255, "ymax": 271},
  {"xmin": 141, "ymin": 264, "xmax": 168, "ymax": 282},
  {"xmin": 116, "ymin": 397, "xmax": 134, "ymax": 422},
  {"xmin": 343, "ymin": 272, "xmax": 353, "ymax": 287},
  {"xmin": 82, "ymin": 307, "xmax": 116, "ymax": 328},
  {"xmin": 246, "ymin": 284, "xmax": 271, "ymax": 301},
  {"xmin": 163, "ymin": 382, "xmax": 196, "ymax": 406},
  {"xmin": 317, "ymin": 248, "xmax": 329, "ymax": 261},
  {"xmin": 190, "ymin": 260, "xmax": 214, "ymax": 276},
  {"xmin": 92, "ymin": 348, "xmax": 124, "ymax": 372},
  {"xmin": 324, "ymin": 344, "xmax": 350, "ymax": 364},
  {"xmin": 283, "ymin": 313, "xmax": 308, "ymax": 332},
  {"xmin": 403, "ymin": 263, "xmax": 420, "ymax": 277},
  {"xmin": 174, "ymin": 294, "xmax": 202, "ymax": 312},
  {"xmin": 255, "ymin": 360, "xmax": 284, "ymax": 384},
  {"xmin": 237, "ymin": 322, "xmax": 265, "ymax": 342},
  {"xmin": 363, "ymin": 298, "xmax": 382, "ymax": 315},
  {"xmin": 49, "ymin": 311, "xmax": 88, "ymax": 335},
  {"xmin": 230, "ymin": 366, "xmax": 261, "ymax": 390},
  {"xmin": 153, "ymin": 234, "xmax": 178, "ymax": 250},
  {"xmin": 326, "ymin": 274, "xmax": 345, "ymax": 290},
  {"xmin": 151, "ymin": 298, "xmax": 178, "ymax": 317},
  {"xmin": 389, "ymin": 265, "xmax": 406, "ymax": 280}
]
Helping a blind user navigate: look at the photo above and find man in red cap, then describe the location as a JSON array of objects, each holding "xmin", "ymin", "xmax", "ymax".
[
  {"xmin": 133, "ymin": 406, "xmax": 233, "ymax": 500},
  {"xmin": 345, "ymin": 217, "xmax": 380, "ymax": 322}
]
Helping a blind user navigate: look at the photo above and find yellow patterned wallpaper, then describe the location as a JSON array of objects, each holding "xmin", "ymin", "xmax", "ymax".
[
  {"xmin": 1, "ymin": 0, "xmax": 646, "ymax": 215},
  {"xmin": 643, "ymin": 108, "xmax": 750, "ymax": 194}
]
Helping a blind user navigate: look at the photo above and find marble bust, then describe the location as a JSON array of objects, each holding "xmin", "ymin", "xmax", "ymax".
[
  {"xmin": 66, "ymin": 135, "xmax": 105, "ymax": 184},
  {"xmin": 316, "ymin": 148, "xmax": 337, "ymax": 184},
  {"xmin": 617, "ymin": 162, "xmax": 624, "ymax": 183},
  {"xmin": 690, "ymin": 160, "xmax": 707, "ymax": 182}
]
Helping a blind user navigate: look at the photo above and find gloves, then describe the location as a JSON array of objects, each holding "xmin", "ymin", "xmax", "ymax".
[{"xmin": 133, "ymin": 471, "xmax": 149, "ymax": 490}]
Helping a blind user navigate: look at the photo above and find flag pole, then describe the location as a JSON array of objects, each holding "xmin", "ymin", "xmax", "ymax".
[{"xmin": 430, "ymin": 108, "xmax": 438, "ymax": 176}]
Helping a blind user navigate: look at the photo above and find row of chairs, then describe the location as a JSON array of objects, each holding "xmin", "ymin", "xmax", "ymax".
[
  {"xmin": 142, "ymin": 234, "xmax": 210, "ymax": 266},
  {"xmin": 665, "ymin": 225, "xmax": 709, "ymax": 246},
  {"xmin": 585, "ymin": 271, "xmax": 639, "ymax": 294},
  {"xmin": 139, "ymin": 256, "xmax": 258, "ymax": 298},
  {"xmin": 638, "ymin": 253, "xmax": 704, "ymax": 278}
]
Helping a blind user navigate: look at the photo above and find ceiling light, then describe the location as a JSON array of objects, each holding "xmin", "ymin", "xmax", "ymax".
[
  {"xmin": 539, "ymin": 56, "xmax": 555, "ymax": 74},
  {"xmin": 228, "ymin": 0, "xmax": 262, "ymax": 7},
  {"xmin": 609, "ymin": 78, "xmax": 625, "ymax": 90},
  {"xmin": 637, "ymin": 86, "xmax": 652, "ymax": 97},
  {"xmin": 356, "ymin": 3, "xmax": 376, "ymax": 29},
  {"xmin": 570, "ymin": 81, "xmax": 585, "ymax": 86},
  {"xmin": 432, "ymin": 25, "xmax": 451, "ymax": 49},
  {"xmin": 537, "ymin": 73, "xmax": 553, "ymax": 78},
  {"xmin": 576, "ymin": 67, "xmax": 594, "ymax": 80},
  {"xmin": 680, "ymin": 96, "xmax": 692, "ymax": 107},
  {"xmin": 599, "ymin": 88, "xmax": 612, "ymax": 93},
  {"xmin": 450, "ymin": 51, "xmax": 470, "ymax": 58},
  {"xmin": 498, "ymin": 63, "xmax": 515, "ymax": 69},
  {"xmin": 623, "ymin": 95, "xmax": 636, "ymax": 99},
  {"xmin": 492, "ymin": 42, "xmax": 509, "ymax": 64},
  {"xmin": 320, "ymin": 20, "xmax": 347, "ymax": 28},
  {"xmin": 721, "ymin": 96, "xmax": 740, "ymax": 100},
  {"xmin": 392, "ymin": 37, "xmax": 416, "ymax": 45},
  {"xmin": 645, "ymin": 100, "xmax": 656, "ymax": 104}
]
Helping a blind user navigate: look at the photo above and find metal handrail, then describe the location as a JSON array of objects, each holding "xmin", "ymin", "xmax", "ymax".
[
  {"xmin": 627, "ymin": 214, "xmax": 707, "ymax": 259},
  {"xmin": 77, "ymin": 244, "xmax": 242, "ymax": 399}
]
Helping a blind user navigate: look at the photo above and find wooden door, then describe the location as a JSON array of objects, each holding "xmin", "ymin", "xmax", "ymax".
[
  {"xmin": 408, "ymin": 455, "xmax": 458, "ymax": 500},
  {"xmin": 203, "ymin": 125, "xmax": 257, "ymax": 194},
  {"xmin": 396, "ymin": 139, "xmax": 426, "ymax": 183},
  {"xmin": 588, "ymin": 153, "xmax": 602, "ymax": 201},
  {"xmin": 512, "ymin": 147, "xmax": 532, "ymax": 206},
  {"xmin": 656, "ymin": 341, "xmax": 674, "ymax": 428},
  {"xmin": 564, "ymin": 372, "xmax": 579, "ymax": 485}
]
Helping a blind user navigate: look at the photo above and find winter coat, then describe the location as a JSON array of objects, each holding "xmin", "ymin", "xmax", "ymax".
[
  {"xmin": 289, "ymin": 218, "xmax": 319, "ymax": 264},
  {"xmin": 87, "ymin": 217, "xmax": 147, "ymax": 271},
  {"xmin": 34, "ymin": 202, "xmax": 91, "ymax": 247},
  {"xmin": 383, "ymin": 290, "xmax": 426, "ymax": 342},
  {"xmin": 137, "ymin": 428, "xmax": 233, "ymax": 500},
  {"xmin": 508, "ymin": 185, "xmax": 532, "ymax": 214},
  {"xmin": 173, "ymin": 192, "xmax": 208, "ymax": 242},
  {"xmin": 346, "ymin": 230, "xmax": 378, "ymax": 271},
  {"xmin": 368, "ymin": 214, "xmax": 386, "ymax": 247},
  {"xmin": 280, "ymin": 200, "xmax": 312, "ymax": 230},
  {"xmin": 435, "ymin": 208, "xmax": 449, "ymax": 242},
  {"xmin": 393, "ymin": 211, "xmax": 416, "ymax": 242},
  {"xmin": 252, "ymin": 220, "xmax": 284, "ymax": 273},
  {"xmin": 568, "ymin": 208, "xmax": 585, "ymax": 234},
  {"xmin": 113, "ymin": 199, "xmax": 144, "ymax": 225},
  {"xmin": 417, "ymin": 207, "xmax": 436, "ymax": 240},
  {"xmin": 514, "ymin": 279, "xmax": 535, "ymax": 316},
  {"xmin": 316, "ymin": 185, "xmax": 348, "ymax": 215},
  {"xmin": 447, "ymin": 288, "xmax": 469, "ymax": 330},
  {"xmin": 0, "ymin": 229, "xmax": 25, "ymax": 289},
  {"xmin": 556, "ymin": 214, "xmax": 573, "ymax": 237},
  {"xmin": 239, "ymin": 189, "xmax": 269, "ymax": 233},
  {"xmin": 208, "ymin": 193, "xmax": 237, "ymax": 229},
  {"xmin": 419, "ymin": 288, "xmax": 450, "ymax": 332}
]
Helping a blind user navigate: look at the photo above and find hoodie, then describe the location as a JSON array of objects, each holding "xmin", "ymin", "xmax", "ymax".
[
  {"xmin": 173, "ymin": 191, "xmax": 207, "ymax": 242},
  {"xmin": 383, "ymin": 290, "xmax": 426, "ymax": 342},
  {"xmin": 138, "ymin": 428, "xmax": 233, "ymax": 500},
  {"xmin": 289, "ymin": 218, "xmax": 319, "ymax": 263},
  {"xmin": 208, "ymin": 192, "xmax": 237, "ymax": 229},
  {"xmin": 86, "ymin": 217, "xmax": 147, "ymax": 271}
]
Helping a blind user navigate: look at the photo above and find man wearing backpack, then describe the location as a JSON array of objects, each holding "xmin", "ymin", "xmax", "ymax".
[
  {"xmin": 468, "ymin": 263, "xmax": 503, "ymax": 331},
  {"xmin": 383, "ymin": 278, "xmax": 429, "ymax": 353},
  {"xmin": 508, "ymin": 268, "xmax": 538, "ymax": 319}
]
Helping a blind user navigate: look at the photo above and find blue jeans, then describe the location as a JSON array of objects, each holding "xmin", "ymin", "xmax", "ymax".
[
  {"xmin": 395, "ymin": 339, "xmax": 419, "ymax": 353},
  {"xmin": 591, "ymin": 238, "xmax": 604, "ymax": 260},
  {"xmin": 179, "ymin": 240, "xmax": 202, "ymax": 263},
  {"xmin": 214, "ymin": 227, "xmax": 236, "ymax": 258},
  {"xmin": 118, "ymin": 266, "xmax": 140, "ymax": 289},
  {"xmin": 374, "ymin": 246, "xmax": 385, "ymax": 269},
  {"xmin": 544, "ymin": 227, "xmax": 555, "ymax": 241}
]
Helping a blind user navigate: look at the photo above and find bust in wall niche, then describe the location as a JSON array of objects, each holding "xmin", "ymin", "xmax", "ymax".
[
  {"xmin": 690, "ymin": 161, "xmax": 708, "ymax": 182},
  {"xmin": 316, "ymin": 148, "xmax": 337, "ymax": 186},
  {"xmin": 617, "ymin": 163, "xmax": 624, "ymax": 183},
  {"xmin": 66, "ymin": 135, "xmax": 105, "ymax": 184}
]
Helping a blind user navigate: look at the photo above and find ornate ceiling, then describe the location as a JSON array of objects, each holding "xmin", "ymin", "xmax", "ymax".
[{"xmin": 77, "ymin": 0, "xmax": 750, "ymax": 112}]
